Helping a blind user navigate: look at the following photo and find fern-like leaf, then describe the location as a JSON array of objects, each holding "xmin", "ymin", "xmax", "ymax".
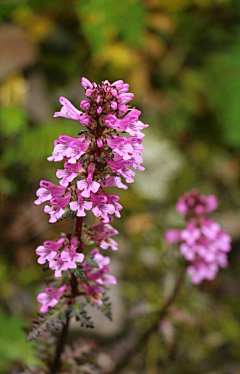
[
  {"xmin": 93, "ymin": 292, "xmax": 112, "ymax": 321},
  {"xmin": 26, "ymin": 305, "xmax": 68, "ymax": 342},
  {"xmin": 68, "ymin": 303, "xmax": 94, "ymax": 328}
]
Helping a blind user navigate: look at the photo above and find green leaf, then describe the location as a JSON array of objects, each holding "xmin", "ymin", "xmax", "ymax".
[
  {"xmin": 85, "ymin": 254, "xmax": 99, "ymax": 269},
  {"xmin": 92, "ymin": 292, "xmax": 112, "ymax": 321},
  {"xmin": 26, "ymin": 305, "xmax": 68, "ymax": 342},
  {"xmin": 71, "ymin": 265, "xmax": 86, "ymax": 280}
]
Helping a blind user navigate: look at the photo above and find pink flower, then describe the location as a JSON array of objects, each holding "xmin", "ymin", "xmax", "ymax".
[
  {"xmin": 96, "ymin": 274, "xmax": 117, "ymax": 286},
  {"xmin": 82, "ymin": 248, "xmax": 116, "ymax": 299},
  {"xmin": 89, "ymin": 223, "xmax": 119, "ymax": 251},
  {"xmin": 187, "ymin": 261, "xmax": 218, "ymax": 284},
  {"xmin": 35, "ymin": 181, "xmax": 66, "ymax": 205},
  {"xmin": 44, "ymin": 193, "xmax": 71, "ymax": 223},
  {"xmin": 164, "ymin": 229, "xmax": 181, "ymax": 244},
  {"xmin": 56, "ymin": 161, "xmax": 81, "ymax": 187},
  {"xmin": 81, "ymin": 77, "xmax": 93, "ymax": 89},
  {"xmin": 77, "ymin": 164, "xmax": 100, "ymax": 198},
  {"xmin": 36, "ymin": 238, "xmax": 66, "ymax": 264},
  {"xmin": 66, "ymin": 136, "xmax": 90, "ymax": 164},
  {"xmin": 54, "ymin": 97, "xmax": 82, "ymax": 121},
  {"xmin": 99, "ymin": 192, "xmax": 123, "ymax": 218},
  {"xmin": 47, "ymin": 135, "xmax": 76, "ymax": 162},
  {"xmin": 79, "ymin": 114, "xmax": 92, "ymax": 127},
  {"xmin": 180, "ymin": 225, "xmax": 201, "ymax": 246},
  {"xmin": 176, "ymin": 190, "xmax": 219, "ymax": 219},
  {"xmin": 99, "ymin": 175, "xmax": 128, "ymax": 190},
  {"xmin": 103, "ymin": 114, "xmax": 120, "ymax": 130},
  {"xmin": 69, "ymin": 191, "xmax": 92, "ymax": 217},
  {"xmin": 117, "ymin": 93, "xmax": 134, "ymax": 105},
  {"xmin": 34, "ymin": 187, "xmax": 52, "ymax": 205},
  {"xmin": 49, "ymin": 253, "xmax": 69, "ymax": 277},
  {"xmin": 91, "ymin": 193, "xmax": 115, "ymax": 223},
  {"xmin": 37, "ymin": 285, "xmax": 66, "ymax": 313},
  {"xmin": 61, "ymin": 237, "xmax": 84, "ymax": 268},
  {"xmin": 82, "ymin": 283, "xmax": 103, "ymax": 306},
  {"xmin": 106, "ymin": 136, "xmax": 133, "ymax": 160}
]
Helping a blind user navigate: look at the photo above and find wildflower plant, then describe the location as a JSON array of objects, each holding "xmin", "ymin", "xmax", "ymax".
[
  {"xmin": 27, "ymin": 78, "xmax": 148, "ymax": 373},
  {"xmin": 26, "ymin": 78, "xmax": 232, "ymax": 374},
  {"xmin": 165, "ymin": 190, "xmax": 232, "ymax": 284}
]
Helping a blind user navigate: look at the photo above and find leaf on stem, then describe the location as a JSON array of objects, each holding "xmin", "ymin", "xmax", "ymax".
[
  {"xmin": 26, "ymin": 305, "xmax": 68, "ymax": 342},
  {"xmin": 85, "ymin": 254, "xmax": 99, "ymax": 268},
  {"xmin": 93, "ymin": 292, "xmax": 112, "ymax": 321},
  {"xmin": 68, "ymin": 304, "xmax": 94, "ymax": 328},
  {"xmin": 71, "ymin": 265, "xmax": 86, "ymax": 280}
]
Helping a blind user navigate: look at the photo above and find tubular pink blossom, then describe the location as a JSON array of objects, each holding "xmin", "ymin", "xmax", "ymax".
[{"xmin": 54, "ymin": 97, "xmax": 82, "ymax": 120}]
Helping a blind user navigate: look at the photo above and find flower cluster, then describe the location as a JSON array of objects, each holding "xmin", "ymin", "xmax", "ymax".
[
  {"xmin": 34, "ymin": 78, "xmax": 147, "ymax": 313},
  {"xmin": 165, "ymin": 190, "xmax": 231, "ymax": 284},
  {"xmin": 35, "ymin": 79, "xmax": 147, "ymax": 225},
  {"xmin": 36, "ymin": 236, "xmax": 84, "ymax": 277},
  {"xmin": 81, "ymin": 248, "xmax": 116, "ymax": 306}
]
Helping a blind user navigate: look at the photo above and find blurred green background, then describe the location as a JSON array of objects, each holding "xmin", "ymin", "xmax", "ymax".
[{"xmin": 1, "ymin": 0, "xmax": 240, "ymax": 373}]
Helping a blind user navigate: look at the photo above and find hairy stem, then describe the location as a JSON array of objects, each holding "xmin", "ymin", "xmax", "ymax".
[{"xmin": 50, "ymin": 216, "xmax": 84, "ymax": 373}]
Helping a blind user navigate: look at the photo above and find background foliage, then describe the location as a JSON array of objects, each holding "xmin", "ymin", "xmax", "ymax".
[{"xmin": 1, "ymin": 0, "xmax": 240, "ymax": 373}]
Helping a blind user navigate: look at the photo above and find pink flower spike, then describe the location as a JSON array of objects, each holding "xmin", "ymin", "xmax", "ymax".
[{"xmin": 54, "ymin": 97, "xmax": 82, "ymax": 120}]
